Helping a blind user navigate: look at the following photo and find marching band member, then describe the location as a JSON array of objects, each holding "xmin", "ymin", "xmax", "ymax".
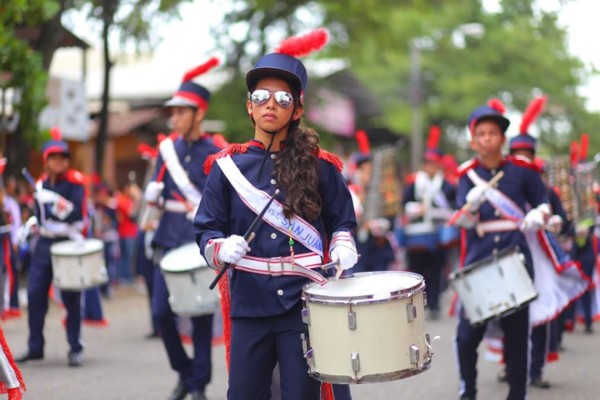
[
  {"xmin": 452, "ymin": 99, "xmax": 550, "ymax": 400},
  {"xmin": 195, "ymin": 28, "xmax": 357, "ymax": 399},
  {"xmin": 401, "ymin": 125, "xmax": 456, "ymax": 319},
  {"xmin": 497, "ymin": 96, "xmax": 588, "ymax": 389},
  {"xmin": 0, "ymin": 324, "xmax": 25, "ymax": 399},
  {"xmin": 16, "ymin": 128, "xmax": 88, "ymax": 367},
  {"xmin": 350, "ymin": 130, "xmax": 395, "ymax": 273},
  {"xmin": 145, "ymin": 58, "xmax": 222, "ymax": 400},
  {"xmin": 570, "ymin": 134, "xmax": 598, "ymax": 335}
]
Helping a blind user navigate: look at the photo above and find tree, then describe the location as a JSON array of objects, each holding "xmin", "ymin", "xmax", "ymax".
[
  {"xmin": 0, "ymin": 1, "xmax": 60, "ymax": 176},
  {"xmin": 209, "ymin": 0, "xmax": 599, "ymax": 159}
]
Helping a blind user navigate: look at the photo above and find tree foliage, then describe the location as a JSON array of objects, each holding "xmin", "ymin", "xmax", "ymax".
[{"xmin": 209, "ymin": 0, "xmax": 600, "ymax": 159}]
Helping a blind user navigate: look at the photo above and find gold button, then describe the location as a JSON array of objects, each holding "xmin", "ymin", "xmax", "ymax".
[
  {"xmin": 271, "ymin": 154, "xmax": 277, "ymax": 159},
  {"xmin": 270, "ymin": 179, "xmax": 277, "ymax": 185},
  {"xmin": 277, "ymin": 289, "xmax": 284, "ymax": 296},
  {"xmin": 271, "ymin": 233, "xmax": 277, "ymax": 240}
]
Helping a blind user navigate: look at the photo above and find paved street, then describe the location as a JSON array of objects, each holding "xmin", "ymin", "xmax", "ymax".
[{"xmin": 2, "ymin": 285, "xmax": 599, "ymax": 400}]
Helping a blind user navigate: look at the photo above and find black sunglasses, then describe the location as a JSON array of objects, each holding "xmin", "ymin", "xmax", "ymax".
[{"xmin": 248, "ymin": 89, "xmax": 294, "ymax": 109}]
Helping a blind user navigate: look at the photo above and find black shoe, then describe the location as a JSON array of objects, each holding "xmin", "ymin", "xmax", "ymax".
[
  {"xmin": 585, "ymin": 325, "xmax": 593, "ymax": 334},
  {"xmin": 459, "ymin": 396, "xmax": 476, "ymax": 400},
  {"xmin": 145, "ymin": 330, "xmax": 160, "ymax": 339},
  {"xmin": 15, "ymin": 351, "xmax": 44, "ymax": 363},
  {"xmin": 497, "ymin": 369, "xmax": 508, "ymax": 383},
  {"xmin": 68, "ymin": 350, "xmax": 84, "ymax": 367},
  {"xmin": 530, "ymin": 377, "xmax": 551, "ymax": 389},
  {"xmin": 167, "ymin": 379, "xmax": 188, "ymax": 400},
  {"xmin": 190, "ymin": 391, "xmax": 207, "ymax": 400},
  {"xmin": 429, "ymin": 309, "xmax": 440, "ymax": 320}
]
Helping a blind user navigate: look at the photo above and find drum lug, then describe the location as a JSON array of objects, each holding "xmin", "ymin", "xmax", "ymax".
[
  {"xmin": 407, "ymin": 303, "xmax": 417, "ymax": 323},
  {"xmin": 510, "ymin": 292, "xmax": 517, "ymax": 304},
  {"xmin": 347, "ymin": 310, "xmax": 357, "ymax": 331},
  {"xmin": 475, "ymin": 306, "xmax": 483, "ymax": 318},
  {"xmin": 497, "ymin": 265, "xmax": 504, "ymax": 277},
  {"xmin": 351, "ymin": 352, "xmax": 360, "ymax": 376},
  {"xmin": 409, "ymin": 345, "xmax": 420, "ymax": 367},
  {"xmin": 302, "ymin": 307, "xmax": 311, "ymax": 326},
  {"xmin": 301, "ymin": 334, "xmax": 315, "ymax": 370}
]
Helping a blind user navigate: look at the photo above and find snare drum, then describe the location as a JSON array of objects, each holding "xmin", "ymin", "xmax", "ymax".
[
  {"xmin": 50, "ymin": 239, "xmax": 107, "ymax": 291},
  {"xmin": 449, "ymin": 247, "xmax": 537, "ymax": 325},
  {"xmin": 160, "ymin": 242, "xmax": 219, "ymax": 317},
  {"xmin": 301, "ymin": 271, "xmax": 433, "ymax": 384},
  {"xmin": 401, "ymin": 222, "xmax": 439, "ymax": 251}
]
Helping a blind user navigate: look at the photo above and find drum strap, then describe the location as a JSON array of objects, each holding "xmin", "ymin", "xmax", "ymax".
[
  {"xmin": 234, "ymin": 252, "xmax": 327, "ymax": 285},
  {"xmin": 467, "ymin": 169, "xmax": 525, "ymax": 221},
  {"xmin": 216, "ymin": 155, "xmax": 324, "ymax": 257}
]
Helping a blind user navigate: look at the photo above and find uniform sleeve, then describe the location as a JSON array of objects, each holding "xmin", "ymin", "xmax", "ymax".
[
  {"xmin": 194, "ymin": 163, "xmax": 231, "ymax": 255},
  {"xmin": 524, "ymin": 168, "xmax": 549, "ymax": 208},
  {"xmin": 402, "ymin": 183, "xmax": 415, "ymax": 206},
  {"xmin": 456, "ymin": 174, "xmax": 472, "ymax": 209},
  {"xmin": 318, "ymin": 161, "xmax": 357, "ymax": 237},
  {"xmin": 443, "ymin": 181, "xmax": 457, "ymax": 209}
]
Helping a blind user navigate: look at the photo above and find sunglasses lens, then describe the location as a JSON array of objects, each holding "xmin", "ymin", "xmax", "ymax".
[
  {"xmin": 250, "ymin": 90, "xmax": 270, "ymax": 105},
  {"xmin": 274, "ymin": 91, "xmax": 293, "ymax": 108}
]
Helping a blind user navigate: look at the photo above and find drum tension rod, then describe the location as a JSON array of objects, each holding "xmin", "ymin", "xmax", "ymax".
[{"xmin": 347, "ymin": 305, "xmax": 357, "ymax": 331}]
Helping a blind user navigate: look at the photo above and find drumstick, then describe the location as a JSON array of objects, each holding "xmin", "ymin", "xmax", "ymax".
[
  {"xmin": 447, "ymin": 170, "xmax": 504, "ymax": 226},
  {"xmin": 209, "ymin": 189, "xmax": 280, "ymax": 290}
]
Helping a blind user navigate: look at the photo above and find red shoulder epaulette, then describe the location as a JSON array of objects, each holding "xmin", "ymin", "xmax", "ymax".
[
  {"xmin": 204, "ymin": 143, "xmax": 250, "ymax": 175},
  {"xmin": 317, "ymin": 149, "xmax": 343, "ymax": 173},
  {"xmin": 507, "ymin": 154, "xmax": 541, "ymax": 173},
  {"xmin": 66, "ymin": 169, "xmax": 85, "ymax": 185},
  {"xmin": 456, "ymin": 158, "xmax": 479, "ymax": 177},
  {"xmin": 404, "ymin": 172, "xmax": 417, "ymax": 185}
]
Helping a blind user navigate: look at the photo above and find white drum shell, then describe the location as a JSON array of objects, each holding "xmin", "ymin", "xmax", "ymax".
[
  {"xmin": 50, "ymin": 239, "xmax": 108, "ymax": 291},
  {"xmin": 302, "ymin": 272, "xmax": 432, "ymax": 384},
  {"xmin": 160, "ymin": 243, "xmax": 219, "ymax": 317},
  {"xmin": 449, "ymin": 249, "xmax": 538, "ymax": 325}
]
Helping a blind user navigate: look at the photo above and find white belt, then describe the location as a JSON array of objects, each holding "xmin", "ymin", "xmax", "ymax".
[
  {"xmin": 404, "ymin": 221, "xmax": 437, "ymax": 235},
  {"xmin": 163, "ymin": 199, "xmax": 189, "ymax": 213},
  {"xmin": 475, "ymin": 220, "xmax": 519, "ymax": 237},
  {"xmin": 234, "ymin": 252, "xmax": 327, "ymax": 285}
]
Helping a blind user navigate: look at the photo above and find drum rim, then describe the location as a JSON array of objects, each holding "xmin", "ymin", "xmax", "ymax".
[
  {"xmin": 308, "ymin": 356, "xmax": 432, "ymax": 384},
  {"xmin": 302, "ymin": 271, "xmax": 426, "ymax": 305},
  {"xmin": 50, "ymin": 238, "xmax": 104, "ymax": 256},
  {"xmin": 159, "ymin": 242, "xmax": 207, "ymax": 272},
  {"xmin": 449, "ymin": 246, "xmax": 522, "ymax": 279}
]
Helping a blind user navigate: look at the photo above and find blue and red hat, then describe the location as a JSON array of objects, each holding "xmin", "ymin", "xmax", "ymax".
[
  {"xmin": 165, "ymin": 57, "xmax": 219, "ymax": 110},
  {"xmin": 509, "ymin": 96, "xmax": 546, "ymax": 153},
  {"xmin": 467, "ymin": 98, "xmax": 510, "ymax": 135},
  {"xmin": 424, "ymin": 125, "xmax": 443, "ymax": 163},
  {"xmin": 246, "ymin": 28, "xmax": 329, "ymax": 103},
  {"xmin": 42, "ymin": 127, "xmax": 69, "ymax": 161}
]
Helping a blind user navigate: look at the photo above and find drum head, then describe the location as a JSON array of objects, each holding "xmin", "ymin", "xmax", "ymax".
[
  {"xmin": 304, "ymin": 271, "xmax": 424, "ymax": 303},
  {"xmin": 50, "ymin": 239, "xmax": 104, "ymax": 256},
  {"xmin": 160, "ymin": 242, "xmax": 207, "ymax": 272}
]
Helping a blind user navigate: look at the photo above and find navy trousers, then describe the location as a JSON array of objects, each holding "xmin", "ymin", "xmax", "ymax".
[
  {"xmin": 407, "ymin": 249, "xmax": 445, "ymax": 311},
  {"xmin": 27, "ymin": 237, "xmax": 82, "ymax": 355},
  {"xmin": 456, "ymin": 306, "xmax": 529, "ymax": 400},
  {"xmin": 529, "ymin": 323, "xmax": 548, "ymax": 380},
  {"xmin": 152, "ymin": 263, "xmax": 213, "ymax": 392},
  {"xmin": 228, "ymin": 302, "xmax": 352, "ymax": 400},
  {"xmin": 137, "ymin": 231, "xmax": 157, "ymax": 333}
]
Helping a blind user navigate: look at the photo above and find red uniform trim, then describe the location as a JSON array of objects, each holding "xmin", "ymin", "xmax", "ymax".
[
  {"xmin": 404, "ymin": 172, "xmax": 417, "ymax": 185},
  {"xmin": 317, "ymin": 149, "xmax": 344, "ymax": 173},
  {"xmin": 456, "ymin": 158, "xmax": 480, "ymax": 177},
  {"xmin": 506, "ymin": 154, "xmax": 541, "ymax": 172},
  {"xmin": 203, "ymin": 143, "xmax": 251, "ymax": 175}
]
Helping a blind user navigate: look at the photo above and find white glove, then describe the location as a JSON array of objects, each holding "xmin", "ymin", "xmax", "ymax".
[
  {"xmin": 34, "ymin": 189, "xmax": 59, "ymax": 204},
  {"xmin": 217, "ymin": 235, "xmax": 250, "ymax": 265},
  {"xmin": 404, "ymin": 202, "xmax": 424, "ymax": 220},
  {"xmin": 521, "ymin": 208, "xmax": 545, "ymax": 231},
  {"xmin": 16, "ymin": 216, "xmax": 38, "ymax": 245},
  {"xmin": 144, "ymin": 181, "xmax": 164, "ymax": 203},
  {"xmin": 52, "ymin": 196, "xmax": 74, "ymax": 220},
  {"xmin": 465, "ymin": 185, "xmax": 487, "ymax": 212},
  {"xmin": 330, "ymin": 245, "xmax": 358, "ymax": 271}
]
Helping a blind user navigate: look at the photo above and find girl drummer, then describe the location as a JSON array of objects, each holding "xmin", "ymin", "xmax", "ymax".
[{"xmin": 194, "ymin": 28, "xmax": 358, "ymax": 399}]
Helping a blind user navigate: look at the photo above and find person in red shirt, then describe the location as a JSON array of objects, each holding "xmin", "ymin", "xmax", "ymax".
[{"xmin": 115, "ymin": 182, "xmax": 141, "ymax": 284}]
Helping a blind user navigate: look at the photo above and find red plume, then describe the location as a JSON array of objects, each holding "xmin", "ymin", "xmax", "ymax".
[
  {"xmin": 487, "ymin": 98, "xmax": 506, "ymax": 114},
  {"xmin": 50, "ymin": 127, "xmax": 62, "ymax": 141},
  {"xmin": 355, "ymin": 130, "xmax": 370, "ymax": 155},
  {"xmin": 519, "ymin": 96, "xmax": 546, "ymax": 134},
  {"xmin": 579, "ymin": 133, "xmax": 589, "ymax": 161},
  {"xmin": 137, "ymin": 143, "xmax": 158, "ymax": 159},
  {"xmin": 427, "ymin": 125, "xmax": 441, "ymax": 150},
  {"xmin": 570, "ymin": 141, "xmax": 579, "ymax": 166},
  {"xmin": 276, "ymin": 28, "xmax": 329, "ymax": 58},
  {"xmin": 181, "ymin": 57, "xmax": 220, "ymax": 83}
]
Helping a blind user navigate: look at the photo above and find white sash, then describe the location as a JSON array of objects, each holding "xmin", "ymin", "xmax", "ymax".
[
  {"xmin": 216, "ymin": 155, "xmax": 323, "ymax": 257},
  {"xmin": 159, "ymin": 137, "xmax": 202, "ymax": 204},
  {"xmin": 467, "ymin": 169, "xmax": 524, "ymax": 221}
]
